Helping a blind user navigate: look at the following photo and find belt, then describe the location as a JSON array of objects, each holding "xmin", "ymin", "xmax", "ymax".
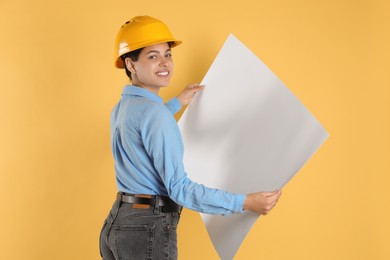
[{"xmin": 117, "ymin": 193, "xmax": 182, "ymax": 213}]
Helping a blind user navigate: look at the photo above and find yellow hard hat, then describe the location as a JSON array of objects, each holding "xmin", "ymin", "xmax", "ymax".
[{"xmin": 114, "ymin": 16, "xmax": 182, "ymax": 68}]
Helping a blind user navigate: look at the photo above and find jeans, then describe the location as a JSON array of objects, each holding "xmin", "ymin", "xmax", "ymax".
[{"xmin": 100, "ymin": 196, "xmax": 181, "ymax": 260}]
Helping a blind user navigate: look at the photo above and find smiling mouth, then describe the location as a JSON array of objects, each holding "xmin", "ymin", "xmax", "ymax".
[{"xmin": 156, "ymin": 71, "xmax": 169, "ymax": 76}]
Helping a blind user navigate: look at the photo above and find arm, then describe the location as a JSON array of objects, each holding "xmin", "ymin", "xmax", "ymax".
[
  {"xmin": 176, "ymin": 84, "xmax": 205, "ymax": 106},
  {"xmin": 147, "ymin": 86, "xmax": 282, "ymax": 216},
  {"xmin": 164, "ymin": 97, "xmax": 182, "ymax": 115},
  {"xmin": 164, "ymin": 84, "xmax": 205, "ymax": 115},
  {"xmin": 140, "ymin": 104, "xmax": 244, "ymax": 215}
]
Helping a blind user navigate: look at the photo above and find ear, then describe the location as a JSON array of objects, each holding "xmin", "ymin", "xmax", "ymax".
[{"xmin": 125, "ymin": 57, "xmax": 136, "ymax": 74}]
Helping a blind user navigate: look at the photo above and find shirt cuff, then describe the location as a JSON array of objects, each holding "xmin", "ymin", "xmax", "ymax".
[
  {"xmin": 233, "ymin": 194, "xmax": 247, "ymax": 214},
  {"xmin": 165, "ymin": 97, "xmax": 183, "ymax": 115}
]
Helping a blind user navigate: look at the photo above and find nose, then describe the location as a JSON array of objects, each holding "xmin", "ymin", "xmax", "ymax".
[{"xmin": 159, "ymin": 57, "xmax": 169, "ymax": 67}]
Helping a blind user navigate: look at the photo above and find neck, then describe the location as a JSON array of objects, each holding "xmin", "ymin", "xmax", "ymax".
[{"xmin": 132, "ymin": 82, "xmax": 160, "ymax": 95}]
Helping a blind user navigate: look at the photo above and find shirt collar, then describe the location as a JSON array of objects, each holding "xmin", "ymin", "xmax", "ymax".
[{"xmin": 122, "ymin": 85, "xmax": 163, "ymax": 103}]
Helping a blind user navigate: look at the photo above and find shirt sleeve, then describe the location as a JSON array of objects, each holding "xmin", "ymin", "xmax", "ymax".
[
  {"xmin": 164, "ymin": 97, "xmax": 182, "ymax": 115},
  {"xmin": 140, "ymin": 103, "xmax": 246, "ymax": 215}
]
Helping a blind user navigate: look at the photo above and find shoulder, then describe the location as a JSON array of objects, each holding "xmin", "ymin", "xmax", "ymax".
[
  {"xmin": 117, "ymin": 96, "xmax": 166, "ymax": 117},
  {"xmin": 141, "ymin": 102, "xmax": 176, "ymax": 128},
  {"xmin": 143, "ymin": 100, "xmax": 173, "ymax": 118}
]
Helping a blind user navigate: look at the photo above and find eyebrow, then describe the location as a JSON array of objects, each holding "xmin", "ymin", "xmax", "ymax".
[{"xmin": 146, "ymin": 48, "xmax": 171, "ymax": 54}]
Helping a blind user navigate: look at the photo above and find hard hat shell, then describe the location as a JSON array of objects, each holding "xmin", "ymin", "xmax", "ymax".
[{"xmin": 114, "ymin": 16, "xmax": 182, "ymax": 68}]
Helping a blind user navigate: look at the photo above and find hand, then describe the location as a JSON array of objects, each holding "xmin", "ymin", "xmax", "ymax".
[
  {"xmin": 176, "ymin": 83, "xmax": 205, "ymax": 106},
  {"xmin": 243, "ymin": 190, "xmax": 282, "ymax": 215}
]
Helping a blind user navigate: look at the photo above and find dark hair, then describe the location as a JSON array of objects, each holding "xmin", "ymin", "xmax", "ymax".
[{"xmin": 121, "ymin": 48, "xmax": 143, "ymax": 80}]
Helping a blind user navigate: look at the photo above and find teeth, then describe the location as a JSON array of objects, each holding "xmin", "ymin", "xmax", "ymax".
[{"xmin": 156, "ymin": 71, "xmax": 169, "ymax": 76}]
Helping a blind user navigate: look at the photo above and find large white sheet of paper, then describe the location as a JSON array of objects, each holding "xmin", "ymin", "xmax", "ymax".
[{"xmin": 178, "ymin": 34, "xmax": 329, "ymax": 259}]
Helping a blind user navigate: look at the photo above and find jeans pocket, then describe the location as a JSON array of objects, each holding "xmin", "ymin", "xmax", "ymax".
[
  {"xmin": 99, "ymin": 220, "xmax": 108, "ymax": 257},
  {"xmin": 113, "ymin": 224, "xmax": 155, "ymax": 260}
]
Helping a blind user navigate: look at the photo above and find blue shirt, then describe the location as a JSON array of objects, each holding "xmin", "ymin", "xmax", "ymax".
[{"xmin": 111, "ymin": 85, "xmax": 245, "ymax": 215}]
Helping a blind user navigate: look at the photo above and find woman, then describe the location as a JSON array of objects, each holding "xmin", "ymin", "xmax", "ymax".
[{"xmin": 100, "ymin": 16, "xmax": 282, "ymax": 260}]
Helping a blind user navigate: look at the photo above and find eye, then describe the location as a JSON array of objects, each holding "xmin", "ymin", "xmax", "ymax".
[
  {"xmin": 148, "ymin": 55, "xmax": 157, "ymax": 60},
  {"xmin": 166, "ymin": 53, "xmax": 172, "ymax": 58}
]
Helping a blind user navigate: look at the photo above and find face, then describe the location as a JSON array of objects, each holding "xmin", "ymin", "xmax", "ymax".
[{"xmin": 126, "ymin": 42, "xmax": 173, "ymax": 94}]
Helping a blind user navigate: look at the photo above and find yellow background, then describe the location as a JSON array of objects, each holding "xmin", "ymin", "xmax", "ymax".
[{"xmin": 1, "ymin": 0, "xmax": 389, "ymax": 259}]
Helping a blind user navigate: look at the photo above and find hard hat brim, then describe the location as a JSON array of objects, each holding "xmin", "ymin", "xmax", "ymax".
[{"xmin": 115, "ymin": 39, "xmax": 182, "ymax": 69}]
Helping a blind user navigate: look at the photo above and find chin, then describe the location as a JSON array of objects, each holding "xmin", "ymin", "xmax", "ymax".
[{"xmin": 158, "ymin": 80, "xmax": 171, "ymax": 88}]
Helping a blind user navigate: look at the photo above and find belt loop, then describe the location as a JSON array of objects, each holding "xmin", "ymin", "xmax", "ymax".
[{"xmin": 153, "ymin": 196, "xmax": 161, "ymax": 215}]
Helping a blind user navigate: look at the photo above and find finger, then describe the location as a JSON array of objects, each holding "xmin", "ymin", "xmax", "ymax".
[
  {"xmin": 263, "ymin": 190, "xmax": 280, "ymax": 197},
  {"xmin": 188, "ymin": 83, "xmax": 201, "ymax": 88},
  {"xmin": 192, "ymin": 84, "xmax": 204, "ymax": 90},
  {"xmin": 194, "ymin": 86, "xmax": 205, "ymax": 92},
  {"xmin": 269, "ymin": 193, "xmax": 281, "ymax": 203},
  {"xmin": 271, "ymin": 189, "xmax": 282, "ymax": 197},
  {"xmin": 270, "ymin": 194, "xmax": 282, "ymax": 207}
]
